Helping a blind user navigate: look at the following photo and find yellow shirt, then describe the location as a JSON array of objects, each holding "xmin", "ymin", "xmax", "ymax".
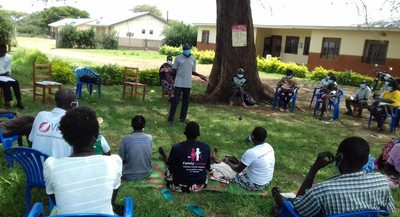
[{"xmin": 382, "ymin": 90, "xmax": 400, "ymax": 107}]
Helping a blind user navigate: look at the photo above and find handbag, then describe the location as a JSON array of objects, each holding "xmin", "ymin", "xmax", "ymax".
[{"xmin": 80, "ymin": 74, "xmax": 101, "ymax": 84}]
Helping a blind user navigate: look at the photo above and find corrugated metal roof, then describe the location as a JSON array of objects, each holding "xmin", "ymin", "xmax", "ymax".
[{"xmin": 48, "ymin": 18, "xmax": 94, "ymax": 27}]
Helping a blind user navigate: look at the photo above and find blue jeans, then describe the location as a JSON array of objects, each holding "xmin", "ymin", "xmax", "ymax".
[{"xmin": 168, "ymin": 87, "xmax": 191, "ymax": 122}]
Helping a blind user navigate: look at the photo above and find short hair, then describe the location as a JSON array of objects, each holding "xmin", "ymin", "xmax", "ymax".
[
  {"xmin": 0, "ymin": 44, "xmax": 6, "ymax": 51},
  {"xmin": 167, "ymin": 55, "xmax": 173, "ymax": 61},
  {"xmin": 337, "ymin": 136, "xmax": 370, "ymax": 170},
  {"xmin": 55, "ymin": 88, "xmax": 77, "ymax": 109},
  {"xmin": 184, "ymin": 121, "xmax": 200, "ymax": 140},
  {"xmin": 131, "ymin": 115, "xmax": 146, "ymax": 130},
  {"xmin": 286, "ymin": 69, "xmax": 293, "ymax": 76},
  {"xmin": 59, "ymin": 106, "xmax": 99, "ymax": 149},
  {"xmin": 328, "ymin": 71, "xmax": 334, "ymax": 76},
  {"xmin": 330, "ymin": 75, "xmax": 337, "ymax": 81},
  {"xmin": 183, "ymin": 43, "xmax": 191, "ymax": 50},
  {"xmin": 251, "ymin": 127, "xmax": 267, "ymax": 142}
]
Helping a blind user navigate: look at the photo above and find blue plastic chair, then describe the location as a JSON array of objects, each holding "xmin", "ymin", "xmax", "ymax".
[
  {"xmin": 368, "ymin": 106, "xmax": 399, "ymax": 133},
  {"xmin": 313, "ymin": 89, "xmax": 345, "ymax": 120},
  {"xmin": 272, "ymin": 86, "xmax": 300, "ymax": 112},
  {"xmin": 74, "ymin": 67, "xmax": 101, "ymax": 98},
  {"xmin": 281, "ymin": 200, "xmax": 390, "ymax": 217},
  {"xmin": 4, "ymin": 147, "xmax": 50, "ymax": 216},
  {"xmin": 27, "ymin": 197, "xmax": 134, "ymax": 217},
  {"xmin": 0, "ymin": 112, "xmax": 23, "ymax": 167},
  {"xmin": 309, "ymin": 87, "xmax": 322, "ymax": 108}
]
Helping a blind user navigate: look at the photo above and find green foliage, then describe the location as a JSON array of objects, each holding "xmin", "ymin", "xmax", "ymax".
[
  {"xmin": 159, "ymin": 44, "xmax": 183, "ymax": 56},
  {"xmin": 139, "ymin": 68, "xmax": 160, "ymax": 85},
  {"xmin": 161, "ymin": 21, "xmax": 197, "ymax": 47},
  {"xmin": 75, "ymin": 28, "xmax": 97, "ymax": 49},
  {"xmin": 98, "ymin": 31, "xmax": 119, "ymax": 49},
  {"xmin": 50, "ymin": 58, "xmax": 75, "ymax": 84},
  {"xmin": 308, "ymin": 66, "xmax": 330, "ymax": 81},
  {"xmin": 92, "ymin": 64, "xmax": 124, "ymax": 85},
  {"xmin": 38, "ymin": 6, "xmax": 90, "ymax": 32},
  {"xmin": 27, "ymin": 49, "xmax": 50, "ymax": 64},
  {"xmin": 58, "ymin": 25, "xmax": 77, "ymax": 48},
  {"xmin": 196, "ymin": 50, "xmax": 214, "ymax": 64},
  {"xmin": 257, "ymin": 57, "xmax": 308, "ymax": 78},
  {"xmin": 0, "ymin": 10, "xmax": 14, "ymax": 45},
  {"xmin": 131, "ymin": 4, "xmax": 162, "ymax": 17},
  {"xmin": 308, "ymin": 67, "xmax": 374, "ymax": 87}
]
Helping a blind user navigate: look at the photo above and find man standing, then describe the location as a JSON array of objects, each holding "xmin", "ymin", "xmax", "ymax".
[
  {"xmin": 271, "ymin": 136, "xmax": 394, "ymax": 216},
  {"xmin": 344, "ymin": 80, "xmax": 371, "ymax": 117},
  {"xmin": 29, "ymin": 88, "xmax": 77, "ymax": 158},
  {"xmin": 167, "ymin": 44, "xmax": 209, "ymax": 125},
  {"xmin": 0, "ymin": 44, "xmax": 25, "ymax": 110}
]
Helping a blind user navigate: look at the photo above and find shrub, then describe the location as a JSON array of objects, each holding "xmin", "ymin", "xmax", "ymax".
[
  {"xmin": 98, "ymin": 31, "xmax": 118, "ymax": 49},
  {"xmin": 93, "ymin": 64, "xmax": 124, "ymax": 85},
  {"xmin": 256, "ymin": 57, "xmax": 308, "ymax": 78},
  {"xmin": 159, "ymin": 45, "xmax": 182, "ymax": 56},
  {"xmin": 197, "ymin": 50, "xmax": 214, "ymax": 64},
  {"xmin": 139, "ymin": 68, "xmax": 160, "ymax": 86},
  {"xmin": 58, "ymin": 25, "xmax": 77, "ymax": 48},
  {"xmin": 75, "ymin": 28, "xmax": 96, "ymax": 49},
  {"xmin": 27, "ymin": 49, "xmax": 50, "ymax": 65},
  {"xmin": 50, "ymin": 59, "xmax": 75, "ymax": 84},
  {"xmin": 308, "ymin": 66, "xmax": 330, "ymax": 81}
]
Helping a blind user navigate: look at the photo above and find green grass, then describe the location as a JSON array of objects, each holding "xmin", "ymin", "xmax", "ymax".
[{"xmin": 0, "ymin": 40, "xmax": 399, "ymax": 216}]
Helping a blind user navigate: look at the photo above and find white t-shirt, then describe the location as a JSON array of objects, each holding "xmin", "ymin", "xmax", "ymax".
[
  {"xmin": 241, "ymin": 143, "xmax": 275, "ymax": 185},
  {"xmin": 0, "ymin": 53, "xmax": 11, "ymax": 74},
  {"xmin": 44, "ymin": 155, "xmax": 122, "ymax": 215},
  {"xmin": 29, "ymin": 108, "xmax": 72, "ymax": 158}
]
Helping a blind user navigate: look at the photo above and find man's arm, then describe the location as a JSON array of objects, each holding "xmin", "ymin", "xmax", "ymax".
[
  {"xmin": 224, "ymin": 159, "xmax": 247, "ymax": 173},
  {"xmin": 296, "ymin": 151, "xmax": 335, "ymax": 197},
  {"xmin": 192, "ymin": 71, "xmax": 210, "ymax": 84}
]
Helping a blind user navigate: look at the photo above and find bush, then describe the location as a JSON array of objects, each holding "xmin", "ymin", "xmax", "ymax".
[
  {"xmin": 159, "ymin": 45, "xmax": 183, "ymax": 56},
  {"xmin": 308, "ymin": 66, "xmax": 330, "ymax": 81},
  {"xmin": 139, "ymin": 68, "xmax": 160, "ymax": 86},
  {"xmin": 75, "ymin": 28, "xmax": 96, "ymax": 49},
  {"xmin": 58, "ymin": 25, "xmax": 77, "ymax": 48},
  {"xmin": 27, "ymin": 49, "xmax": 50, "ymax": 65},
  {"xmin": 50, "ymin": 59, "xmax": 75, "ymax": 84},
  {"xmin": 93, "ymin": 64, "xmax": 124, "ymax": 85},
  {"xmin": 98, "ymin": 31, "xmax": 118, "ymax": 49},
  {"xmin": 256, "ymin": 57, "xmax": 308, "ymax": 78},
  {"xmin": 197, "ymin": 50, "xmax": 214, "ymax": 64}
]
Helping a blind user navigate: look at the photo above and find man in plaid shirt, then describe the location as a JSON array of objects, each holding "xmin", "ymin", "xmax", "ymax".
[{"xmin": 272, "ymin": 136, "xmax": 394, "ymax": 216}]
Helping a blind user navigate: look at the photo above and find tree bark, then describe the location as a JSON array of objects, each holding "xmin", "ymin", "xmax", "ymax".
[{"xmin": 192, "ymin": 0, "xmax": 273, "ymax": 104}]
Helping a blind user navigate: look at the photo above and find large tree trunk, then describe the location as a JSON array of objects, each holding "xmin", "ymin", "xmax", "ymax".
[{"xmin": 192, "ymin": 0, "xmax": 274, "ymax": 103}]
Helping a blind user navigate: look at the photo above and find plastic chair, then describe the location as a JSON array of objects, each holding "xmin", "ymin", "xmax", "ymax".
[
  {"xmin": 281, "ymin": 200, "xmax": 390, "ymax": 217},
  {"xmin": 122, "ymin": 67, "xmax": 146, "ymax": 100},
  {"xmin": 272, "ymin": 86, "xmax": 300, "ymax": 112},
  {"xmin": 368, "ymin": 106, "xmax": 399, "ymax": 133},
  {"xmin": 4, "ymin": 147, "xmax": 50, "ymax": 216},
  {"xmin": 27, "ymin": 197, "xmax": 134, "ymax": 217},
  {"xmin": 0, "ymin": 112, "xmax": 23, "ymax": 167},
  {"xmin": 74, "ymin": 67, "xmax": 102, "ymax": 98},
  {"xmin": 309, "ymin": 87, "xmax": 321, "ymax": 108},
  {"xmin": 33, "ymin": 63, "xmax": 62, "ymax": 104},
  {"xmin": 313, "ymin": 89, "xmax": 345, "ymax": 120}
]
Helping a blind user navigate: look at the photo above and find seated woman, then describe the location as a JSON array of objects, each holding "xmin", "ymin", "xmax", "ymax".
[
  {"xmin": 43, "ymin": 106, "xmax": 122, "ymax": 215},
  {"xmin": 159, "ymin": 55, "xmax": 175, "ymax": 101},
  {"xmin": 119, "ymin": 115, "xmax": 153, "ymax": 181},
  {"xmin": 159, "ymin": 121, "xmax": 211, "ymax": 193},
  {"xmin": 276, "ymin": 69, "xmax": 298, "ymax": 112},
  {"xmin": 369, "ymin": 79, "xmax": 400, "ymax": 131},
  {"xmin": 319, "ymin": 75, "xmax": 339, "ymax": 119}
]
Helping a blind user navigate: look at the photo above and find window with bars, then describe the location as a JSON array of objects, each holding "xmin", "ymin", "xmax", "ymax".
[
  {"xmin": 284, "ymin": 36, "xmax": 299, "ymax": 54},
  {"xmin": 362, "ymin": 40, "xmax": 388, "ymax": 64},
  {"xmin": 303, "ymin": 37, "xmax": 311, "ymax": 55},
  {"xmin": 320, "ymin": 38, "xmax": 341, "ymax": 60},
  {"xmin": 201, "ymin": 30, "xmax": 210, "ymax": 44}
]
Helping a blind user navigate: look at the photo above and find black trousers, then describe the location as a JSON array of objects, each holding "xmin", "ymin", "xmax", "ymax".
[
  {"xmin": 0, "ymin": 79, "xmax": 22, "ymax": 102},
  {"xmin": 168, "ymin": 87, "xmax": 191, "ymax": 122}
]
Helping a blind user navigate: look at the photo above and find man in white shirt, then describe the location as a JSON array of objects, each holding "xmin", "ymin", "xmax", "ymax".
[
  {"xmin": 0, "ymin": 44, "xmax": 25, "ymax": 110},
  {"xmin": 29, "ymin": 88, "xmax": 77, "ymax": 158}
]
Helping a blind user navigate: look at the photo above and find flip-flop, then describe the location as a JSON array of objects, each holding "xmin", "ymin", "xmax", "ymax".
[
  {"xmin": 186, "ymin": 204, "xmax": 205, "ymax": 216},
  {"xmin": 160, "ymin": 188, "xmax": 173, "ymax": 201}
]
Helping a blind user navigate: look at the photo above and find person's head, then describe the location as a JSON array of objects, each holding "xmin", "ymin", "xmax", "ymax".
[
  {"xmin": 360, "ymin": 80, "xmax": 367, "ymax": 89},
  {"xmin": 387, "ymin": 79, "xmax": 399, "ymax": 92},
  {"xmin": 237, "ymin": 68, "xmax": 244, "ymax": 78},
  {"xmin": 250, "ymin": 127, "xmax": 267, "ymax": 145},
  {"xmin": 166, "ymin": 55, "xmax": 173, "ymax": 65},
  {"xmin": 59, "ymin": 106, "xmax": 99, "ymax": 151},
  {"xmin": 335, "ymin": 136, "xmax": 370, "ymax": 174},
  {"xmin": 182, "ymin": 43, "xmax": 191, "ymax": 57},
  {"xmin": 131, "ymin": 115, "xmax": 146, "ymax": 131},
  {"xmin": 326, "ymin": 72, "xmax": 334, "ymax": 80},
  {"xmin": 55, "ymin": 88, "xmax": 78, "ymax": 110},
  {"xmin": 0, "ymin": 44, "xmax": 7, "ymax": 58},
  {"xmin": 327, "ymin": 75, "xmax": 336, "ymax": 84},
  {"xmin": 184, "ymin": 121, "xmax": 200, "ymax": 140},
  {"xmin": 286, "ymin": 69, "xmax": 293, "ymax": 79}
]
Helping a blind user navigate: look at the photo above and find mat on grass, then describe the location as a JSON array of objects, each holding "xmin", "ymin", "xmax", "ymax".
[{"xmin": 127, "ymin": 160, "xmax": 268, "ymax": 197}]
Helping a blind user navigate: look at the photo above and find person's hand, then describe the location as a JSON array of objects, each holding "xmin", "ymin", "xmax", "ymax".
[
  {"xmin": 312, "ymin": 151, "xmax": 335, "ymax": 171},
  {"xmin": 200, "ymin": 75, "xmax": 211, "ymax": 84}
]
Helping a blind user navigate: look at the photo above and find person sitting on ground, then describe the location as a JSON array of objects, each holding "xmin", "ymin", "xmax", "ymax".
[
  {"xmin": 119, "ymin": 115, "xmax": 153, "ymax": 181},
  {"xmin": 276, "ymin": 69, "xmax": 298, "ymax": 112},
  {"xmin": 0, "ymin": 44, "xmax": 25, "ymax": 110},
  {"xmin": 271, "ymin": 136, "xmax": 394, "ymax": 217},
  {"xmin": 229, "ymin": 68, "xmax": 247, "ymax": 107},
  {"xmin": 43, "ymin": 106, "xmax": 122, "ymax": 215},
  {"xmin": 159, "ymin": 121, "xmax": 211, "ymax": 193},
  {"xmin": 344, "ymin": 80, "xmax": 371, "ymax": 117},
  {"xmin": 368, "ymin": 79, "xmax": 400, "ymax": 131},
  {"xmin": 214, "ymin": 127, "xmax": 275, "ymax": 191},
  {"xmin": 29, "ymin": 88, "xmax": 77, "ymax": 158},
  {"xmin": 0, "ymin": 109, "xmax": 34, "ymax": 146},
  {"xmin": 159, "ymin": 55, "xmax": 175, "ymax": 101},
  {"xmin": 319, "ymin": 75, "xmax": 339, "ymax": 119}
]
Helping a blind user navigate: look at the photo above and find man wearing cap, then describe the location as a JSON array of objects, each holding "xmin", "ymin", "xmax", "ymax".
[
  {"xmin": 344, "ymin": 80, "xmax": 371, "ymax": 117},
  {"xmin": 167, "ymin": 44, "xmax": 209, "ymax": 124},
  {"xmin": 159, "ymin": 55, "xmax": 175, "ymax": 101}
]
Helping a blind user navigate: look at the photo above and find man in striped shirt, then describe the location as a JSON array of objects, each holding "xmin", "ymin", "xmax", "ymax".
[{"xmin": 272, "ymin": 136, "xmax": 394, "ymax": 216}]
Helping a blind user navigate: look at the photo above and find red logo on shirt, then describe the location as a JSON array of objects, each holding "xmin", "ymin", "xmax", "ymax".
[
  {"xmin": 188, "ymin": 148, "xmax": 202, "ymax": 162},
  {"xmin": 39, "ymin": 122, "xmax": 51, "ymax": 132}
]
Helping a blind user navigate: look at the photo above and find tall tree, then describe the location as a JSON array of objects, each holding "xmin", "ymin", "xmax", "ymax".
[
  {"xmin": 39, "ymin": 6, "xmax": 90, "ymax": 31},
  {"xmin": 0, "ymin": 8, "xmax": 14, "ymax": 48},
  {"xmin": 162, "ymin": 21, "xmax": 197, "ymax": 47},
  {"xmin": 195, "ymin": 0, "xmax": 272, "ymax": 103},
  {"xmin": 131, "ymin": 4, "xmax": 162, "ymax": 17}
]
